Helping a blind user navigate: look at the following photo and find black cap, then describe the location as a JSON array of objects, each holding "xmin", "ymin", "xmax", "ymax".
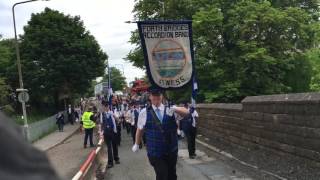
[
  {"xmin": 148, "ymin": 86, "xmax": 163, "ymax": 96},
  {"xmin": 101, "ymin": 100, "xmax": 109, "ymax": 107}
]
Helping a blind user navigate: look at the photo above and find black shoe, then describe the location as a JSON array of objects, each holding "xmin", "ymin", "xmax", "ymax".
[
  {"xmin": 90, "ymin": 144, "xmax": 95, "ymax": 148},
  {"xmin": 115, "ymin": 160, "xmax": 120, "ymax": 164},
  {"xmin": 107, "ymin": 164, "xmax": 113, "ymax": 169},
  {"xmin": 189, "ymin": 155, "xmax": 196, "ymax": 159},
  {"xmin": 84, "ymin": 145, "xmax": 87, "ymax": 149}
]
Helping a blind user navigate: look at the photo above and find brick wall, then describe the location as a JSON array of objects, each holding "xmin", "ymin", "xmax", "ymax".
[{"xmin": 196, "ymin": 93, "xmax": 320, "ymax": 163}]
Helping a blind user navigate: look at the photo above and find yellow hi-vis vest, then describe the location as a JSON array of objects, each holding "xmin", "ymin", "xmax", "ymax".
[{"xmin": 82, "ymin": 111, "xmax": 95, "ymax": 129}]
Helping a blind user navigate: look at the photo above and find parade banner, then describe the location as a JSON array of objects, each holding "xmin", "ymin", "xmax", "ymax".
[{"xmin": 137, "ymin": 20, "xmax": 195, "ymax": 89}]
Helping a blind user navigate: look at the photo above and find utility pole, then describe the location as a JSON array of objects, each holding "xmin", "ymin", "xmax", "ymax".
[{"xmin": 12, "ymin": 0, "xmax": 49, "ymax": 140}]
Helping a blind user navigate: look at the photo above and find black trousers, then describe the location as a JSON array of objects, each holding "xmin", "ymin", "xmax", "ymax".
[
  {"xmin": 84, "ymin": 128, "xmax": 94, "ymax": 146},
  {"xmin": 148, "ymin": 152, "xmax": 178, "ymax": 180},
  {"xmin": 122, "ymin": 117, "xmax": 126, "ymax": 128},
  {"xmin": 57, "ymin": 123, "xmax": 64, "ymax": 131},
  {"xmin": 142, "ymin": 133, "xmax": 146, "ymax": 145},
  {"xmin": 104, "ymin": 133, "xmax": 119, "ymax": 165},
  {"xmin": 116, "ymin": 125, "xmax": 121, "ymax": 145},
  {"xmin": 126, "ymin": 122, "xmax": 131, "ymax": 134},
  {"xmin": 186, "ymin": 127, "xmax": 197, "ymax": 156},
  {"xmin": 68, "ymin": 114, "xmax": 74, "ymax": 125},
  {"xmin": 131, "ymin": 126, "xmax": 136, "ymax": 144}
]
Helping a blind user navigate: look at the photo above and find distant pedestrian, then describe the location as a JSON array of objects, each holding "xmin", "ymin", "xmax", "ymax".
[
  {"xmin": 130, "ymin": 104, "xmax": 140, "ymax": 146},
  {"xmin": 181, "ymin": 103, "xmax": 199, "ymax": 159},
  {"xmin": 113, "ymin": 107, "xmax": 122, "ymax": 146},
  {"xmin": 101, "ymin": 102, "xmax": 120, "ymax": 169},
  {"xmin": 120, "ymin": 106, "xmax": 126, "ymax": 129},
  {"xmin": 74, "ymin": 110, "xmax": 79, "ymax": 123},
  {"xmin": 76, "ymin": 106, "xmax": 82, "ymax": 122},
  {"xmin": 55, "ymin": 112, "xmax": 64, "ymax": 132},
  {"xmin": 67, "ymin": 104, "xmax": 75, "ymax": 125},
  {"xmin": 81, "ymin": 106, "xmax": 96, "ymax": 148},
  {"xmin": 125, "ymin": 107, "xmax": 132, "ymax": 134}
]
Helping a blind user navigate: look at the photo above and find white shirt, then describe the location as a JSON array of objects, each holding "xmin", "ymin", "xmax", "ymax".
[
  {"xmin": 190, "ymin": 109, "xmax": 199, "ymax": 127},
  {"xmin": 137, "ymin": 104, "xmax": 180, "ymax": 130},
  {"xmin": 100, "ymin": 111, "xmax": 117, "ymax": 133},
  {"xmin": 125, "ymin": 110, "xmax": 132, "ymax": 123}
]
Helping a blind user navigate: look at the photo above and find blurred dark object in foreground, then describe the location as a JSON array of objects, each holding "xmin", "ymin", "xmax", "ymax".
[{"xmin": 0, "ymin": 112, "xmax": 61, "ymax": 180}]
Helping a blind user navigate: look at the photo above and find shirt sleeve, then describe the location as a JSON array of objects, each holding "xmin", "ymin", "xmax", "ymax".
[
  {"xmin": 193, "ymin": 110, "xmax": 199, "ymax": 118},
  {"xmin": 137, "ymin": 108, "xmax": 147, "ymax": 130},
  {"xmin": 164, "ymin": 106, "xmax": 180, "ymax": 121}
]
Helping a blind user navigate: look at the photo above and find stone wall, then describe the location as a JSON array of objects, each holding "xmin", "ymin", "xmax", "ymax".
[{"xmin": 196, "ymin": 93, "xmax": 320, "ymax": 164}]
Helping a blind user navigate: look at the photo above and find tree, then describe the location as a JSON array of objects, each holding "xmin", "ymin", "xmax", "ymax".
[
  {"xmin": 20, "ymin": 8, "xmax": 107, "ymax": 108},
  {"xmin": 0, "ymin": 77, "xmax": 14, "ymax": 115},
  {"xmin": 103, "ymin": 67, "xmax": 127, "ymax": 91},
  {"xmin": 127, "ymin": 0, "xmax": 320, "ymax": 103},
  {"xmin": 0, "ymin": 37, "xmax": 17, "ymax": 86},
  {"xmin": 0, "ymin": 36, "xmax": 16, "ymax": 115}
]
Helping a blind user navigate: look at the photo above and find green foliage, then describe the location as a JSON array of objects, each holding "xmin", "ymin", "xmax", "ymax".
[
  {"xmin": 306, "ymin": 48, "xmax": 320, "ymax": 91},
  {"xmin": 103, "ymin": 67, "xmax": 127, "ymax": 91},
  {"xmin": 0, "ymin": 38, "xmax": 14, "ymax": 77},
  {"xmin": 0, "ymin": 36, "xmax": 15, "ymax": 115},
  {"xmin": 126, "ymin": 32, "xmax": 145, "ymax": 69},
  {"xmin": 167, "ymin": 85, "xmax": 192, "ymax": 104},
  {"xmin": 14, "ymin": 111, "xmax": 53, "ymax": 125},
  {"xmin": 127, "ymin": 0, "xmax": 320, "ymax": 103},
  {"xmin": 0, "ymin": 77, "xmax": 14, "ymax": 115},
  {"xmin": 19, "ymin": 8, "xmax": 107, "ymax": 107}
]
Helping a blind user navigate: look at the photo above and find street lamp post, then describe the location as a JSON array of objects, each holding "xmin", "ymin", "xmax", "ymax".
[
  {"xmin": 160, "ymin": 1, "xmax": 165, "ymax": 15},
  {"xmin": 12, "ymin": 0, "xmax": 46, "ymax": 140}
]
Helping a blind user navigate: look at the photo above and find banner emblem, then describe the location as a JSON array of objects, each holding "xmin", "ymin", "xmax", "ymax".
[{"xmin": 137, "ymin": 21, "xmax": 194, "ymax": 89}]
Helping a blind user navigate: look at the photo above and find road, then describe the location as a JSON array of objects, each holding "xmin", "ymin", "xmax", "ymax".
[{"xmin": 104, "ymin": 132, "xmax": 252, "ymax": 180}]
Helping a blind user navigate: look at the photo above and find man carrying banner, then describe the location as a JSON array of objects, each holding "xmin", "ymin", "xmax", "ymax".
[
  {"xmin": 132, "ymin": 87, "xmax": 189, "ymax": 180},
  {"xmin": 133, "ymin": 20, "xmax": 197, "ymax": 180}
]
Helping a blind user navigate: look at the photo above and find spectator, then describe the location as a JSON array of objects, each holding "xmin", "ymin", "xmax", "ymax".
[{"xmin": 55, "ymin": 112, "xmax": 65, "ymax": 132}]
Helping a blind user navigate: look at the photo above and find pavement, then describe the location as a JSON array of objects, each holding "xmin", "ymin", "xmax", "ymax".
[
  {"xmin": 46, "ymin": 130, "xmax": 98, "ymax": 179},
  {"xmin": 104, "ymin": 132, "xmax": 253, "ymax": 180},
  {"xmin": 33, "ymin": 124, "xmax": 80, "ymax": 151},
  {"xmin": 32, "ymin": 123, "xmax": 97, "ymax": 180}
]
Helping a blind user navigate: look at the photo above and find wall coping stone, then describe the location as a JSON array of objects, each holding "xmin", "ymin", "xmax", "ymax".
[
  {"xmin": 197, "ymin": 103, "xmax": 242, "ymax": 111},
  {"xmin": 242, "ymin": 92, "xmax": 320, "ymax": 104}
]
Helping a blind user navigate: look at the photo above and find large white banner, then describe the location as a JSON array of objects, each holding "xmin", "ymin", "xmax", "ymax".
[{"xmin": 137, "ymin": 21, "xmax": 195, "ymax": 89}]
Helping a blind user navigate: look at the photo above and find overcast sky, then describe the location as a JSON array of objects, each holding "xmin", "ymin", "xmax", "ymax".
[{"xmin": 0, "ymin": 0, "xmax": 145, "ymax": 84}]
